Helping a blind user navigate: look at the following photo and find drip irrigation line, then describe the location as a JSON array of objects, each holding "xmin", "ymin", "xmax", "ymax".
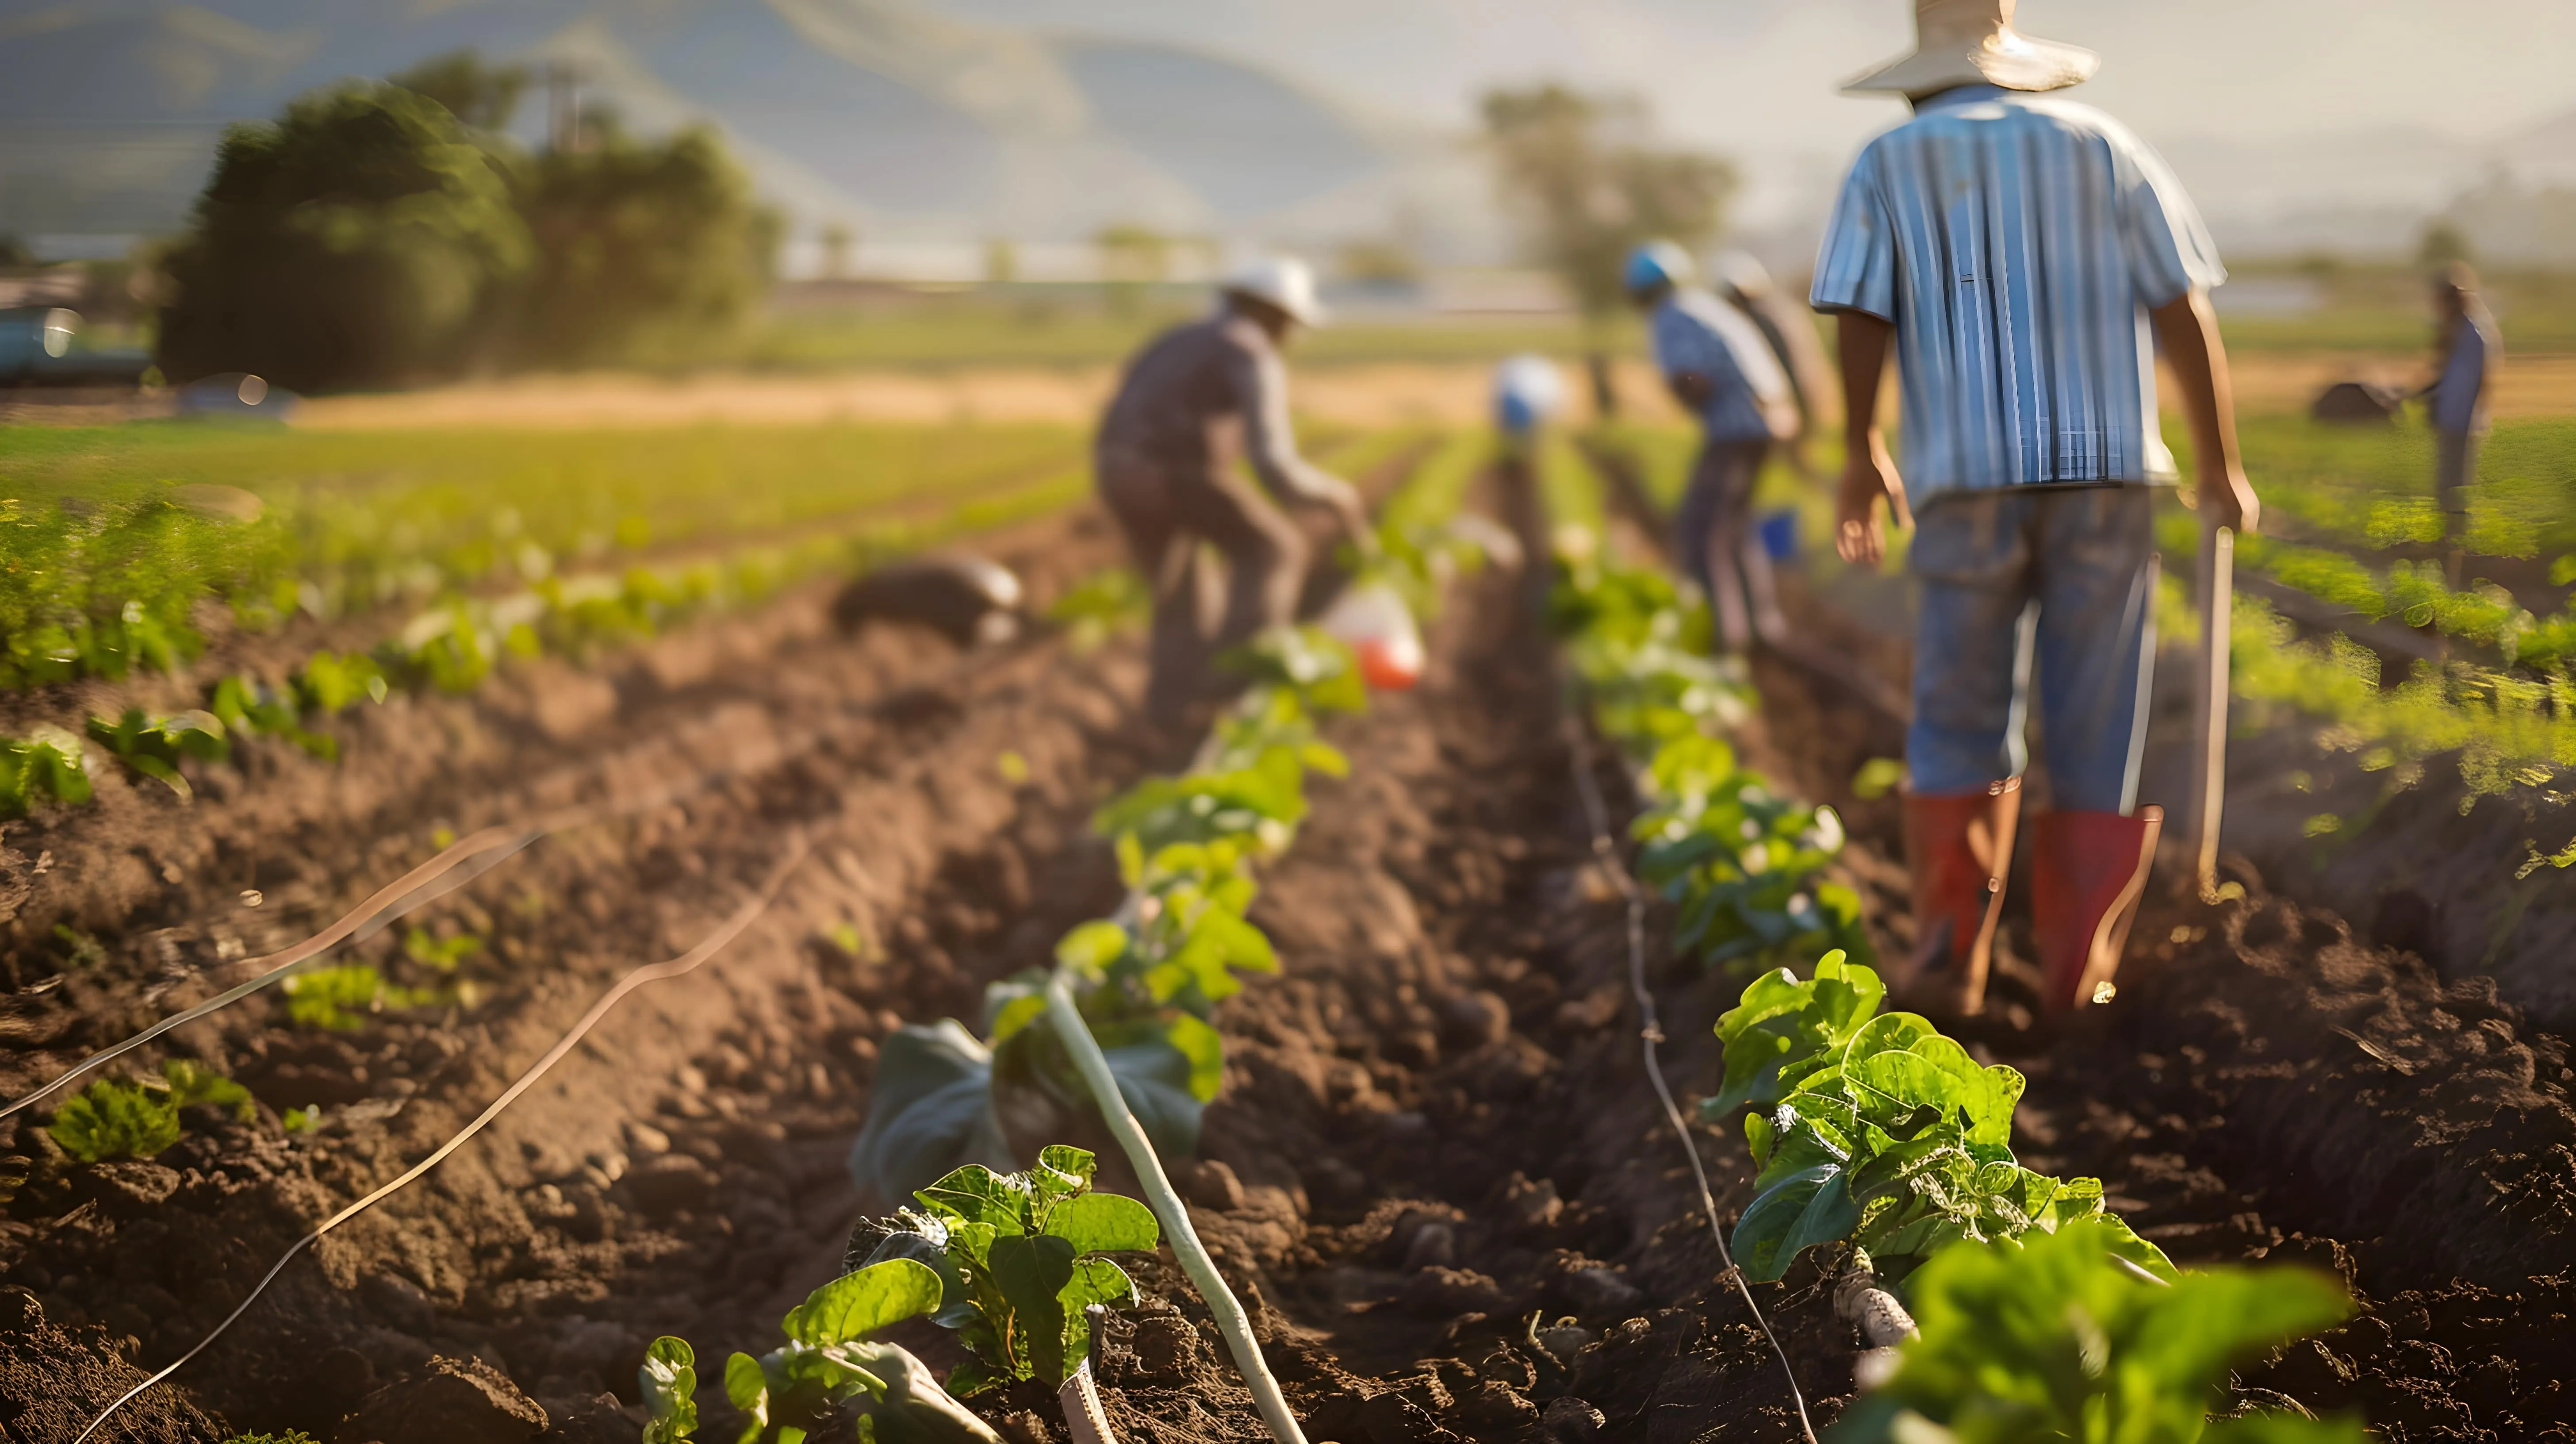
[
  {"xmin": 2, "ymin": 626, "xmax": 1043, "ymax": 1123},
  {"xmin": 1560, "ymin": 709, "xmax": 1820, "ymax": 1444},
  {"xmin": 1, "ymin": 821, "xmax": 547, "ymax": 1122},
  {"xmin": 74, "ymin": 836, "xmax": 813, "ymax": 1444}
]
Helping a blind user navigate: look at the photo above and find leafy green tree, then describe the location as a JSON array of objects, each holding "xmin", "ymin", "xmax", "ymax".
[
  {"xmin": 1480, "ymin": 84, "xmax": 1737, "ymax": 318},
  {"xmin": 506, "ymin": 119, "xmax": 781, "ymax": 368},
  {"xmin": 155, "ymin": 81, "xmax": 533, "ymax": 391}
]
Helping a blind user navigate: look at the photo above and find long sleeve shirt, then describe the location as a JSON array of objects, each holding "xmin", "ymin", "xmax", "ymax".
[
  {"xmin": 1649, "ymin": 287, "xmax": 1795, "ymax": 445},
  {"xmin": 1097, "ymin": 311, "xmax": 1343, "ymax": 504},
  {"xmin": 1811, "ymin": 84, "xmax": 2226, "ymax": 499}
]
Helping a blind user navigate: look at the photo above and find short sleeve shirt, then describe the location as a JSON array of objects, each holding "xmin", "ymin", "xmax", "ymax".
[
  {"xmin": 1649, "ymin": 288, "xmax": 1793, "ymax": 444},
  {"xmin": 1810, "ymin": 85, "xmax": 2226, "ymax": 498}
]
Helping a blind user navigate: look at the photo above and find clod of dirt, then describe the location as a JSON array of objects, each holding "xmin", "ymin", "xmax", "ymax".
[
  {"xmin": 1438, "ymin": 990, "xmax": 1511, "ymax": 1050},
  {"xmin": 1400, "ymin": 1221, "xmax": 1457, "ymax": 1272},
  {"xmin": 1560, "ymin": 1266, "xmax": 1642, "ymax": 1319},
  {"xmin": 1542, "ymin": 1397, "xmax": 1606, "ymax": 1441},
  {"xmin": 622, "ymin": 1152, "xmax": 716, "ymax": 1217},
  {"xmin": 1401, "ymin": 1267, "xmax": 1506, "ymax": 1317},
  {"xmin": 1495, "ymin": 1173, "xmax": 1563, "ymax": 1231},
  {"xmin": 341, "ymin": 1356, "xmax": 549, "ymax": 1444},
  {"xmin": 1456, "ymin": 1377, "xmax": 1541, "ymax": 1432},
  {"xmin": 1128, "ymin": 1314, "xmax": 1201, "ymax": 1379},
  {"xmin": 1357, "ymin": 1387, "xmax": 1459, "ymax": 1444},
  {"xmin": 536, "ymin": 1392, "xmax": 640, "ymax": 1444},
  {"xmin": 72, "ymin": 1160, "xmax": 182, "ymax": 1215},
  {"xmin": 1533, "ymin": 1322, "xmax": 1595, "ymax": 1366},
  {"xmin": 1177, "ymin": 1157, "xmax": 1247, "ymax": 1212}
]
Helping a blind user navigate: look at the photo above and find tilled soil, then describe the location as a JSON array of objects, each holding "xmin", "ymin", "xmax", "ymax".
[{"xmin": 0, "ymin": 453, "xmax": 2572, "ymax": 1444}]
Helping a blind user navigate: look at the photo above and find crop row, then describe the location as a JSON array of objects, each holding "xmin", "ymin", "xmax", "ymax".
[
  {"xmin": 1540, "ymin": 465, "xmax": 2367, "ymax": 1441},
  {"xmin": 0, "ymin": 463, "xmax": 1095, "ymax": 822},
  {"xmin": 0, "ymin": 421, "xmax": 1092, "ymax": 690}
]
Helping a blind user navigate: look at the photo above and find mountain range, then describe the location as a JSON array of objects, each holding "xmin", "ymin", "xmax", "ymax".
[{"xmin": 2, "ymin": 0, "xmax": 2571, "ymax": 267}]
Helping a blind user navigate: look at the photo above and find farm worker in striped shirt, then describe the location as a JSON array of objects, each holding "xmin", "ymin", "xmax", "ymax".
[
  {"xmin": 1625, "ymin": 240, "xmax": 1802, "ymax": 654},
  {"xmin": 1812, "ymin": 0, "xmax": 2259, "ymax": 1015},
  {"xmin": 2421, "ymin": 262, "xmax": 2500, "ymax": 561},
  {"xmin": 1096, "ymin": 256, "xmax": 1369, "ymax": 728}
]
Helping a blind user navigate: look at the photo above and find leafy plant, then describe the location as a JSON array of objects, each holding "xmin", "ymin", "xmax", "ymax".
[
  {"xmin": 209, "ymin": 674, "xmax": 338, "ymax": 760},
  {"xmin": 1706, "ymin": 952, "xmax": 2171, "ymax": 1285},
  {"xmin": 281, "ymin": 963, "xmax": 446, "ymax": 1030},
  {"xmin": 1045, "ymin": 566, "xmax": 1149, "ymax": 652},
  {"xmin": 49, "ymin": 1059, "xmax": 257, "ymax": 1163},
  {"xmin": 852, "ymin": 627, "xmax": 1367, "ymax": 1203},
  {"xmin": 403, "ymin": 928, "xmax": 484, "ymax": 971},
  {"xmin": 639, "ymin": 1260, "xmax": 999, "ymax": 1444},
  {"xmin": 1552, "ymin": 554, "xmax": 1868, "ymax": 972},
  {"xmin": 87, "ymin": 707, "xmax": 230, "ymax": 801},
  {"xmin": 1828, "ymin": 1218, "xmax": 2361, "ymax": 1444},
  {"xmin": 0, "ymin": 725, "xmax": 92, "ymax": 817},
  {"xmin": 848, "ymin": 1146, "xmax": 1160, "ymax": 1395}
]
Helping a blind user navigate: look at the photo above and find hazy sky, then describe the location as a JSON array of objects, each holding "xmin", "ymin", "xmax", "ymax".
[{"xmin": 941, "ymin": 0, "xmax": 2576, "ymax": 156}]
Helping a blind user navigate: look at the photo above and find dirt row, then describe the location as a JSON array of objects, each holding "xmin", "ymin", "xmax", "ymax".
[{"xmin": 0, "ymin": 454, "xmax": 2571, "ymax": 1444}]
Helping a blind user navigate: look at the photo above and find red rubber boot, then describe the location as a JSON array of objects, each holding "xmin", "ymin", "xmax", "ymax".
[
  {"xmin": 1900, "ymin": 779, "xmax": 2023, "ymax": 1013},
  {"xmin": 2029, "ymin": 807, "xmax": 2163, "ymax": 1013}
]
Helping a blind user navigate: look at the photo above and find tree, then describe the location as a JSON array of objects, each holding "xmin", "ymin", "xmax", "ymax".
[
  {"xmin": 506, "ymin": 119, "xmax": 781, "ymax": 368},
  {"xmin": 389, "ymin": 50, "xmax": 529, "ymax": 132},
  {"xmin": 155, "ymin": 81, "xmax": 533, "ymax": 390},
  {"xmin": 1480, "ymin": 84, "xmax": 1737, "ymax": 318}
]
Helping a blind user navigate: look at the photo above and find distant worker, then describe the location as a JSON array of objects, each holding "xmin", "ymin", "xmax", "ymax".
[
  {"xmin": 1813, "ymin": 0, "xmax": 2257, "ymax": 1014},
  {"xmin": 1493, "ymin": 353, "xmax": 1567, "ymax": 441},
  {"xmin": 1711, "ymin": 250, "xmax": 1840, "ymax": 478},
  {"xmin": 1625, "ymin": 240, "xmax": 1800, "ymax": 654},
  {"xmin": 1096, "ymin": 256, "xmax": 1368, "ymax": 726},
  {"xmin": 2421, "ymin": 261, "xmax": 2499, "ymax": 566}
]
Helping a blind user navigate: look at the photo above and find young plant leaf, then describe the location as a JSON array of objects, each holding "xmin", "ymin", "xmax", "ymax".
[
  {"xmin": 1042, "ymin": 1191, "xmax": 1160, "ymax": 1256},
  {"xmin": 780, "ymin": 1258, "xmax": 943, "ymax": 1348},
  {"xmin": 638, "ymin": 1336, "xmax": 698, "ymax": 1444}
]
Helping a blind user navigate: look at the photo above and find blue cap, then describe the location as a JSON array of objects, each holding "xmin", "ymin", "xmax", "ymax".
[{"xmin": 1624, "ymin": 240, "xmax": 1695, "ymax": 297}]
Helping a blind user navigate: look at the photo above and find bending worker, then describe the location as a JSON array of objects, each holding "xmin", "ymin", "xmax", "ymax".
[
  {"xmin": 1712, "ymin": 250, "xmax": 1840, "ymax": 480},
  {"xmin": 1096, "ymin": 256, "xmax": 1367, "ymax": 726},
  {"xmin": 1625, "ymin": 241, "xmax": 1800, "ymax": 654},
  {"xmin": 1813, "ymin": 0, "xmax": 2257, "ymax": 1014}
]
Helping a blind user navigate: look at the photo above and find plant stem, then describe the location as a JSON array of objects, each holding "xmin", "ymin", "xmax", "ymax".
[{"xmin": 1041, "ymin": 968, "xmax": 1307, "ymax": 1444}]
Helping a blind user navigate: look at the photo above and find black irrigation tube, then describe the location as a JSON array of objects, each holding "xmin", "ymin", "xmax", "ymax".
[
  {"xmin": 1559, "ymin": 708, "xmax": 1821, "ymax": 1444},
  {"xmin": 74, "ymin": 837, "xmax": 814, "ymax": 1443}
]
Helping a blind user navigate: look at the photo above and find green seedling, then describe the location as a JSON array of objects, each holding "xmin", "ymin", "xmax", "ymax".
[
  {"xmin": 847, "ymin": 1146, "xmax": 1159, "ymax": 1396},
  {"xmin": 1829, "ymin": 1218, "xmax": 2361, "ymax": 1444},
  {"xmin": 0, "ymin": 726, "xmax": 92, "ymax": 817},
  {"xmin": 49, "ymin": 1059, "xmax": 257, "ymax": 1163},
  {"xmin": 88, "ymin": 707, "xmax": 229, "ymax": 801},
  {"xmin": 282, "ymin": 964, "xmax": 447, "ymax": 1030},
  {"xmin": 403, "ymin": 928, "xmax": 484, "ymax": 972},
  {"xmin": 639, "ymin": 1260, "xmax": 998, "ymax": 1444}
]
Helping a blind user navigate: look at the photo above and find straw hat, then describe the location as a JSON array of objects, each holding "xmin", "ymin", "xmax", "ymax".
[{"xmin": 1843, "ymin": 0, "xmax": 2097, "ymax": 97}]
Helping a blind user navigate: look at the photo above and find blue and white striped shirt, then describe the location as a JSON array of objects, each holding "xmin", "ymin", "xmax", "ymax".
[
  {"xmin": 1811, "ymin": 85, "xmax": 2225, "ymax": 499},
  {"xmin": 1650, "ymin": 287, "xmax": 1794, "ymax": 445}
]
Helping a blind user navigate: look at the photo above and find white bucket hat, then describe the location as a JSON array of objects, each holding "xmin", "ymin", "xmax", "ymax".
[
  {"xmin": 1843, "ymin": 0, "xmax": 2097, "ymax": 97},
  {"xmin": 1220, "ymin": 255, "xmax": 1325, "ymax": 327}
]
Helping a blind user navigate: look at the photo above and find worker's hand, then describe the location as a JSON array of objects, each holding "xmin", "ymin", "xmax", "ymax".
[
  {"xmin": 1835, "ymin": 436, "xmax": 1910, "ymax": 566},
  {"xmin": 1322, "ymin": 480, "xmax": 1373, "ymax": 550},
  {"xmin": 2198, "ymin": 465, "xmax": 2259, "ymax": 536}
]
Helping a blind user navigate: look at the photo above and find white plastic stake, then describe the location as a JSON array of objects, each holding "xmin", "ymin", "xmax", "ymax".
[{"xmin": 1043, "ymin": 969, "xmax": 1308, "ymax": 1444}]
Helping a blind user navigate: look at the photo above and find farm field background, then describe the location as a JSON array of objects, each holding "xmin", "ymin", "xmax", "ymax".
[{"xmin": 0, "ymin": 280, "xmax": 2570, "ymax": 1444}]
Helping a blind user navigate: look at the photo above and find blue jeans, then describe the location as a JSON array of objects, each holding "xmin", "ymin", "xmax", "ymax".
[
  {"xmin": 1907, "ymin": 486, "xmax": 2159, "ymax": 814},
  {"xmin": 1674, "ymin": 437, "xmax": 1780, "ymax": 653}
]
